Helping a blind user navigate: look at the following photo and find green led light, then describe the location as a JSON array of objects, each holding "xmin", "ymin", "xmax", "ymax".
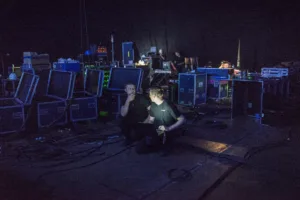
[{"xmin": 99, "ymin": 111, "xmax": 108, "ymax": 116}]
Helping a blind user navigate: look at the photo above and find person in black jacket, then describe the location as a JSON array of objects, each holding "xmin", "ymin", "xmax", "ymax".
[
  {"xmin": 173, "ymin": 51, "xmax": 185, "ymax": 72},
  {"xmin": 120, "ymin": 83, "xmax": 151, "ymax": 145}
]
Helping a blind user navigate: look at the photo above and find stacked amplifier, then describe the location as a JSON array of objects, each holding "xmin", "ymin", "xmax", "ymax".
[
  {"xmin": 261, "ymin": 68, "xmax": 288, "ymax": 78},
  {"xmin": 22, "ymin": 52, "xmax": 50, "ymax": 73},
  {"xmin": 53, "ymin": 59, "xmax": 81, "ymax": 73}
]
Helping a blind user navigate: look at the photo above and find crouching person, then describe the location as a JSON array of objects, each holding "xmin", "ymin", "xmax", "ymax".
[
  {"xmin": 120, "ymin": 83, "xmax": 150, "ymax": 145},
  {"xmin": 135, "ymin": 87, "xmax": 186, "ymax": 154}
]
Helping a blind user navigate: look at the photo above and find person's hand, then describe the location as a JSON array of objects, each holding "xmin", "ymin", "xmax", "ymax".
[
  {"xmin": 158, "ymin": 125, "xmax": 169, "ymax": 132},
  {"xmin": 127, "ymin": 94, "xmax": 135, "ymax": 102},
  {"xmin": 156, "ymin": 129, "xmax": 164, "ymax": 136},
  {"xmin": 234, "ymin": 69, "xmax": 241, "ymax": 75}
]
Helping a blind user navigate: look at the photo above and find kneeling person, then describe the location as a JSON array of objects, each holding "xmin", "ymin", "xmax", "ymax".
[
  {"xmin": 120, "ymin": 83, "xmax": 150, "ymax": 144},
  {"xmin": 136, "ymin": 87, "xmax": 186, "ymax": 154}
]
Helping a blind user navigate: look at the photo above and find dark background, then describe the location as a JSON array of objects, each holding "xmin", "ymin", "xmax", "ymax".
[{"xmin": 0, "ymin": 0, "xmax": 300, "ymax": 70}]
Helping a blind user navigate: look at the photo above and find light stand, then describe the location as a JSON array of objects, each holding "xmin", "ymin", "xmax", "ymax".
[{"xmin": 111, "ymin": 34, "xmax": 115, "ymax": 65}]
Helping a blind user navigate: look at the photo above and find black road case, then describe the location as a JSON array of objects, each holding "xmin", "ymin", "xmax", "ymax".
[{"xmin": 178, "ymin": 73, "xmax": 207, "ymax": 106}]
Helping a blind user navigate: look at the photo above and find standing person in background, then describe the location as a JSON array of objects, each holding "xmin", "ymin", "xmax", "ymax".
[
  {"xmin": 158, "ymin": 49, "xmax": 166, "ymax": 69},
  {"xmin": 218, "ymin": 60, "xmax": 240, "ymax": 75},
  {"xmin": 182, "ymin": 57, "xmax": 191, "ymax": 73},
  {"xmin": 172, "ymin": 51, "xmax": 185, "ymax": 72},
  {"xmin": 190, "ymin": 57, "xmax": 197, "ymax": 71},
  {"xmin": 158, "ymin": 49, "xmax": 166, "ymax": 61},
  {"xmin": 219, "ymin": 60, "xmax": 232, "ymax": 69}
]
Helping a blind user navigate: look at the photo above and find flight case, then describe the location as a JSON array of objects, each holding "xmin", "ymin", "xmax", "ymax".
[
  {"xmin": 35, "ymin": 70, "xmax": 75, "ymax": 127},
  {"xmin": 69, "ymin": 69, "xmax": 104, "ymax": 122},
  {"xmin": 0, "ymin": 73, "xmax": 39, "ymax": 134},
  {"xmin": 178, "ymin": 73, "xmax": 207, "ymax": 106}
]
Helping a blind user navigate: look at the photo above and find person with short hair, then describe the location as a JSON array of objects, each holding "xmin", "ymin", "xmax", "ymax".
[
  {"xmin": 135, "ymin": 87, "xmax": 186, "ymax": 154},
  {"xmin": 219, "ymin": 60, "xmax": 241, "ymax": 75},
  {"xmin": 219, "ymin": 61, "xmax": 232, "ymax": 69},
  {"xmin": 120, "ymin": 83, "xmax": 150, "ymax": 145}
]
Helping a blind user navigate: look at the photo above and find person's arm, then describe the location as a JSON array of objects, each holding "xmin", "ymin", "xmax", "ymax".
[
  {"xmin": 167, "ymin": 115, "xmax": 186, "ymax": 132},
  {"xmin": 120, "ymin": 99, "xmax": 130, "ymax": 117},
  {"xmin": 166, "ymin": 103, "xmax": 186, "ymax": 132},
  {"xmin": 143, "ymin": 103, "xmax": 155, "ymax": 123},
  {"xmin": 143, "ymin": 115, "xmax": 155, "ymax": 124}
]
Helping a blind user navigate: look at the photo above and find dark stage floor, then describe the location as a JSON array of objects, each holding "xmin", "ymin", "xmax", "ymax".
[{"xmin": 1, "ymin": 107, "xmax": 300, "ymax": 200}]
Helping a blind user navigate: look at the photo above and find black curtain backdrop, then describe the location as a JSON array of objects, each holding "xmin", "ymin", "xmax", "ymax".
[{"xmin": 0, "ymin": 0, "xmax": 299, "ymax": 70}]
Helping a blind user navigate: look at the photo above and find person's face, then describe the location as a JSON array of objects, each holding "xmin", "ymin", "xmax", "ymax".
[
  {"xmin": 125, "ymin": 85, "xmax": 136, "ymax": 95},
  {"xmin": 149, "ymin": 92, "xmax": 161, "ymax": 103},
  {"xmin": 159, "ymin": 49, "xmax": 163, "ymax": 54},
  {"xmin": 223, "ymin": 63, "xmax": 229, "ymax": 68},
  {"xmin": 149, "ymin": 93, "xmax": 155, "ymax": 102},
  {"xmin": 149, "ymin": 92, "xmax": 163, "ymax": 103},
  {"xmin": 175, "ymin": 52, "xmax": 180, "ymax": 57}
]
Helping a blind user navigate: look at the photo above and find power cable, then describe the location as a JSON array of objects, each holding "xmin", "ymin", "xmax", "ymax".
[
  {"xmin": 35, "ymin": 139, "xmax": 123, "ymax": 169},
  {"xmin": 37, "ymin": 144, "xmax": 135, "ymax": 180},
  {"xmin": 37, "ymin": 142, "xmax": 104, "ymax": 169}
]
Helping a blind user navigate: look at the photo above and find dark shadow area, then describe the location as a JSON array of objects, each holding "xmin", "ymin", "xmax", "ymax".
[{"xmin": 0, "ymin": 170, "xmax": 54, "ymax": 200}]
